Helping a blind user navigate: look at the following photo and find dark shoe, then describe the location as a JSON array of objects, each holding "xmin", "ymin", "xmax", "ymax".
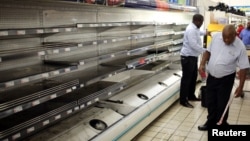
[
  {"xmin": 198, "ymin": 124, "xmax": 208, "ymax": 131},
  {"xmin": 180, "ymin": 102, "xmax": 194, "ymax": 108},
  {"xmin": 189, "ymin": 97, "xmax": 201, "ymax": 101},
  {"xmin": 221, "ymin": 122, "xmax": 229, "ymax": 126}
]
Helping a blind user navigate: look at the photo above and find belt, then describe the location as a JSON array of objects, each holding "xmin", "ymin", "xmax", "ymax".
[
  {"xmin": 181, "ymin": 55, "xmax": 197, "ymax": 59},
  {"xmin": 209, "ymin": 72, "xmax": 236, "ymax": 79}
]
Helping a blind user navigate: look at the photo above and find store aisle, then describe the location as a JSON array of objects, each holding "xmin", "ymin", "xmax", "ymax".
[{"xmin": 132, "ymin": 83, "xmax": 250, "ymax": 141}]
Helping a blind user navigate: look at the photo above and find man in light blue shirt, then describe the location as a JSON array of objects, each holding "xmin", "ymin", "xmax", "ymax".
[
  {"xmin": 179, "ymin": 14, "xmax": 208, "ymax": 108},
  {"xmin": 239, "ymin": 21, "xmax": 250, "ymax": 47},
  {"xmin": 198, "ymin": 25, "xmax": 250, "ymax": 131}
]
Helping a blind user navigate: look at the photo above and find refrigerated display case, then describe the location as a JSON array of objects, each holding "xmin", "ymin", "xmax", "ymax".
[{"xmin": 0, "ymin": 0, "xmax": 196, "ymax": 140}]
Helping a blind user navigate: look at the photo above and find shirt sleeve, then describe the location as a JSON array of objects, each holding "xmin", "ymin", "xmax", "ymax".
[
  {"xmin": 186, "ymin": 29, "xmax": 206, "ymax": 54},
  {"xmin": 200, "ymin": 30, "xmax": 206, "ymax": 36},
  {"xmin": 238, "ymin": 47, "xmax": 250, "ymax": 69},
  {"xmin": 207, "ymin": 39, "xmax": 212, "ymax": 53}
]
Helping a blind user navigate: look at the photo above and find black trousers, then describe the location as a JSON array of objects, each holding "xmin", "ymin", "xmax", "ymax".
[
  {"xmin": 206, "ymin": 72, "xmax": 235, "ymax": 126},
  {"xmin": 180, "ymin": 56, "xmax": 198, "ymax": 103}
]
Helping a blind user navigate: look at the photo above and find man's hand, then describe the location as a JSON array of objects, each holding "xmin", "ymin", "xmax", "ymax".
[
  {"xmin": 198, "ymin": 65, "xmax": 207, "ymax": 79},
  {"xmin": 207, "ymin": 31, "xmax": 211, "ymax": 36},
  {"xmin": 234, "ymin": 87, "xmax": 243, "ymax": 98}
]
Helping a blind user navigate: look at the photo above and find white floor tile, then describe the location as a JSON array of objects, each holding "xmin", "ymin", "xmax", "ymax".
[{"xmin": 132, "ymin": 89, "xmax": 250, "ymax": 141}]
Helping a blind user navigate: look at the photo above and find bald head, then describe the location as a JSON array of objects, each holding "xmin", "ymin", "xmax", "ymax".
[
  {"xmin": 222, "ymin": 25, "xmax": 236, "ymax": 35},
  {"xmin": 222, "ymin": 25, "xmax": 236, "ymax": 45}
]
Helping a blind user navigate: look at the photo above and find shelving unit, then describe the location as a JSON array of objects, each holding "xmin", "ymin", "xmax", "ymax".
[
  {"xmin": 204, "ymin": 11, "xmax": 248, "ymax": 29},
  {"xmin": 0, "ymin": 0, "xmax": 194, "ymax": 140},
  {"xmin": 203, "ymin": 11, "xmax": 247, "ymax": 48},
  {"xmin": 227, "ymin": 13, "xmax": 248, "ymax": 25}
]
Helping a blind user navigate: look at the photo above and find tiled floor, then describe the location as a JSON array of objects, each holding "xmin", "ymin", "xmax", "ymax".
[{"xmin": 132, "ymin": 82, "xmax": 250, "ymax": 141}]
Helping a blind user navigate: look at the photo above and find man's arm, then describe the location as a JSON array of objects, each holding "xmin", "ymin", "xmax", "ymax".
[
  {"xmin": 187, "ymin": 30, "xmax": 206, "ymax": 54},
  {"xmin": 235, "ymin": 68, "xmax": 247, "ymax": 97},
  {"xmin": 199, "ymin": 50, "xmax": 210, "ymax": 73}
]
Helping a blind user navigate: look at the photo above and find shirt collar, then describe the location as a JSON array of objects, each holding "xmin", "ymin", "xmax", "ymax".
[{"xmin": 191, "ymin": 22, "xmax": 198, "ymax": 29}]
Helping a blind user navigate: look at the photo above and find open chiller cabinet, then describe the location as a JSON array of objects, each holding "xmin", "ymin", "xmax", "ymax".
[{"xmin": 0, "ymin": 0, "xmax": 194, "ymax": 140}]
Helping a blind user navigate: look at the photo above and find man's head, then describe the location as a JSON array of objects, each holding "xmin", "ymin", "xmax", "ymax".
[
  {"xmin": 192, "ymin": 14, "xmax": 204, "ymax": 29},
  {"xmin": 247, "ymin": 21, "xmax": 250, "ymax": 30},
  {"xmin": 222, "ymin": 25, "xmax": 236, "ymax": 45}
]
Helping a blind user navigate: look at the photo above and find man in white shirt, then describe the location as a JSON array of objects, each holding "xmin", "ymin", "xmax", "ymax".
[
  {"xmin": 198, "ymin": 25, "xmax": 250, "ymax": 131},
  {"xmin": 179, "ymin": 14, "xmax": 208, "ymax": 108}
]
